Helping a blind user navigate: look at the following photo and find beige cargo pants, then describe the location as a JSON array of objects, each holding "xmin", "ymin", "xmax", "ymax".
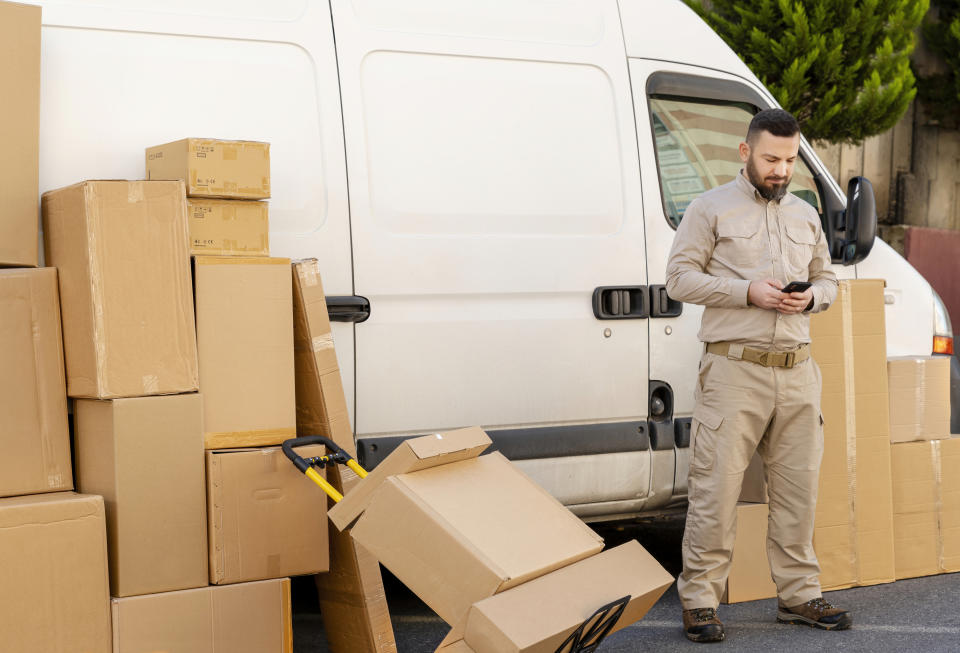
[{"xmin": 677, "ymin": 348, "xmax": 824, "ymax": 609}]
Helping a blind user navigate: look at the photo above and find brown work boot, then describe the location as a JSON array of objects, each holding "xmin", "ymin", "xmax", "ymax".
[
  {"xmin": 682, "ymin": 607, "xmax": 725, "ymax": 642},
  {"xmin": 777, "ymin": 597, "xmax": 852, "ymax": 630}
]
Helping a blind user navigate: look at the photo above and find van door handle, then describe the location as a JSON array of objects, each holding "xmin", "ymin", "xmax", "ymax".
[
  {"xmin": 326, "ymin": 296, "xmax": 370, "ymax": 323},
  {"xmin": 592, "ymin": 286, "xmax": 649, "ymax": 319},
  {"xmin": 649, "ymin": 285, "xmax": 682, "ymax": 317}
]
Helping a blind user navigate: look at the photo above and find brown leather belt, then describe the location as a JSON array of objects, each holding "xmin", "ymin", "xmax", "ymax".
[{"xmin": 705, "ymin": 342, "xmax": 810, "ymax": 368}]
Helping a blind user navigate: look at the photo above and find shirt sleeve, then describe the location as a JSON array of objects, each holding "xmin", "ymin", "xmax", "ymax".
[
  {"xmin": 803, "ymin": 211, "xmax": 838, "ymax": 314},
  {"xmin": 665, "ymin": 199, "xmax": 751, "ymax": 308}
]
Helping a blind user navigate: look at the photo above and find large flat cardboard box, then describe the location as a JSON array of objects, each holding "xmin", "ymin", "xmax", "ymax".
[
  {"xmin": 75, "ymin": 394, "xmax": 208, "ymax": 596},
  {"xmin": 892, "ymin": 437, "xmax": 960, "ymax": 578},
  {"xmin": 0, "ymin": 268, "xmax": 72, "ymax": 497},
  {"xmin": 41, "ymin": 180, "xmax": 199, "ymax": 398},
  {"xmin": 206, "ymin": 446, "xmax": 329, "ymax": 584},
  {"xmin": 329, "ymin": 428, "xmax": 605, "ymax": 626},
  {"xmin": 0, "ymin": 492, "xmax": 111, "ymax": 652},
  {"xmin": 437, "ymin": 541, "xmax": 672, "ymax": 653},
  {"xmin": 292, "ymin": 259, "xmax": 353, "ymax": 452},
  {"xmin": 811, "ymin": 279, "xmax": 896, "ymax": 589},
  {"xmin": 112, "ymin": 578, "xmax": 292, "ymax": 653},
  {"xmin": 887, "ymin": 356, "xmax": 951, "ymax": 443},
  {"xmin": 146, "ymin": 138, "xmax": 270, "ymax": 199},
  {"xmin": 722, "ymin": 503, "xmax": 777, "ymax": 603},
  {"xmin": 187, "ymin": 198, "xmax": 269, "ymax": 257},
  {"xmin": 0, "ymin": 1, "xmax": 40, "ymax": 267},
  {"xmin": 195, "ymin": 256, "xmax": 295, "ymax": 448}
]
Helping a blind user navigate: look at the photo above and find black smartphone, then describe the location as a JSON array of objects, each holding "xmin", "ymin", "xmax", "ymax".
[{"xmin": 782, "ymin": 281, "xmax": 812, "ymax": 294}]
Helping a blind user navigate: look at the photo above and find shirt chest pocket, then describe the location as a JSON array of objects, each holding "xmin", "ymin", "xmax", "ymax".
[
  {"xmin": 784, "ymin": 220, "xmax": 817, "ymax": 273},
  {"xmin": 716, "ymin": 215, "xmax": 765, "ymax": 266}
]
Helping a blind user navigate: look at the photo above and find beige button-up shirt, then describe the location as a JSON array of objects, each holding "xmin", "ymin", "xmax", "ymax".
[{"xmin": 665, "ymin": 171, "xmax": 838, "ymax": 350}]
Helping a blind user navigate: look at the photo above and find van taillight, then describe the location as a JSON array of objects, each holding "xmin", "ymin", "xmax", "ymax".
[{"xmin": 933, "ymin": 336, "xmax": 954, "ymax": 355}]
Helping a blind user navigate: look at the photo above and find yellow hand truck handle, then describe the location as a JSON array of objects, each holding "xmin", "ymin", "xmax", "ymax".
[{"xmin": 282, "ymin": 436, "xmax": 368, "ymax": 503}]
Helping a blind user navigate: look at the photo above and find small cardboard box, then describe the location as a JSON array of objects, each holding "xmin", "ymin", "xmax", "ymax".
[
  {"xmin": 111, "ymin": 578, "xmax": 292, "ymax": 653},
  {"xmin": 722, "ymin": 503, "xmax": 777, "ymax": 603},
  {"xmin": 187, "ymin": 198, "xmax": 269, "ymax": 257},
  {"xmin": 146, "ymin": 138, "xmax": 270, "ymax": 199},
  {"xmin": 887, "ymin": 356, "xmax": 951, "ymax": 443},
  {"xmin": 75, "ymin": 394, "xmax": 208, "ymax": 597},
  {"xmin": 437, "ymin": 540, "xmax": 673, "ymax": 653},
  {"xmin": 329, "ymin": 428, "xmax": 605, "ymax": 626},
  {"xmin": 194, "ymin": 256, "xmax": 295, "ymax": 448},
  {"xmin": 0, "ymin": 492, "xmax": 111, "ymax": 652},
  {"xmin": 292, "ymin": 259, "xmax": 353, "ymax": 452},
  {"xmin": 206, "ymin": 446, "xmax": 329, "ymax": 584},
  {"xmin": 41, "ymin": 180, "xmax": 199, "ymax": 398},
  {"xmin": 0, "ymin": 268, "xmax": 72, "ymax": 497},
  {"xmin": 811, "ymin": 279, "xmax": 896, "ymax": 590},
  {"xmin": 0, "ymin": 0, "xmax": 40, "ymax": 267}
]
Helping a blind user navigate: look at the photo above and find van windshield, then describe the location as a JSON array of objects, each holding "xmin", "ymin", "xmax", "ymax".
[{"xmin": 649, "ymin": 97, "xmax": 821, "ymax": 228}]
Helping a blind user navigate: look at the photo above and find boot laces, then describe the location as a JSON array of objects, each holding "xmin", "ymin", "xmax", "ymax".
[
  {"xmin": 693, "ymin": 608, "xmax": 716, "ymax": 623},
  {"xmin": 806, "ymin": 597, "xmax": 834, "ymax": 614}
]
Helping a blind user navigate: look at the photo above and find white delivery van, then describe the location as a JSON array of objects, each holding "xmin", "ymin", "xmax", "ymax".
[{"xmin": 35, "ymin": 0, "xmax": 956, "ymax": 521}]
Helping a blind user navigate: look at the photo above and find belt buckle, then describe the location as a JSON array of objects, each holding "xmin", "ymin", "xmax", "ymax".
[
  {"xmin": 756, "ymin": 350, "xmax": 770, "ymax": 366},
  {"xmin": 784, "ymin": 351, "xmax": 796, "ymax": 368}
]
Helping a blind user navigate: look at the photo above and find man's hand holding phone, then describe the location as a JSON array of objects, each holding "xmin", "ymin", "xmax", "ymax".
[
  {"xmin": 748, "ymin": 279, "xmax": 813, "ymax": 314},
  {"xmin": 778, "ymin": 281, "xmax": 812, "ymax": 315}
]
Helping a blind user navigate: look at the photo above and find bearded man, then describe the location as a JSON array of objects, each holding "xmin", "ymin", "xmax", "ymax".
[{"xmin": 665, "ymin": 108, "xmax": 849, "ymax": 643}]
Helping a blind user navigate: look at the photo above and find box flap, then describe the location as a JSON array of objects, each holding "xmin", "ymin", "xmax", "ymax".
[{"xmin": 328, "ymin": 427, "xmax": 491, "ymax": 530}]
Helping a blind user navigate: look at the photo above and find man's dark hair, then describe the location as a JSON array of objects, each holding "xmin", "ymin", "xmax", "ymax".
[{"xmin": 746, "ymin": 108, "xmax": 800, "ymax": 144}]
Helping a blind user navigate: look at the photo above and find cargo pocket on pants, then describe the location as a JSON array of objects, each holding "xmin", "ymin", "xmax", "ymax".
[{"xmin": 691, "ymin": 404, "xmax": 724, "ymax": 471}]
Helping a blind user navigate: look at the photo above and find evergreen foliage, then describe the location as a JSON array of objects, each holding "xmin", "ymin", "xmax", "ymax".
[
  {"xmin": 916, "ymin": 0, "xmax": 960, "ymax": 126},
  {"xmin": 686, "ymin": 0, "xmax": 929, "ymax": 144}
]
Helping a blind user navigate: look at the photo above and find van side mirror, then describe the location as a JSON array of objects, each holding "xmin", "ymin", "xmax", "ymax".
[{"xmin": 832, "ymin": 176, "xmax": 877, "ymax": 265}]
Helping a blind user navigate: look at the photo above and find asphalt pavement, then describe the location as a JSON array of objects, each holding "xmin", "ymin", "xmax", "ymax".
[{"xmin": 291, "ymin": 516, "xmax": 960, "ymax": 652}]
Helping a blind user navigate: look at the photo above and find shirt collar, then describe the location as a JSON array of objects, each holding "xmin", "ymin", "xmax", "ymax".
[{"xmin": 736, "ymin": 169, "xmax": 767, "ymax": 204}]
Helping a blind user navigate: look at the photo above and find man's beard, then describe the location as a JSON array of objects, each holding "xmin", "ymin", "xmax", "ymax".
[{"xmin": 745, "ymin": 156, "xmax": 790, "ymax": 202}]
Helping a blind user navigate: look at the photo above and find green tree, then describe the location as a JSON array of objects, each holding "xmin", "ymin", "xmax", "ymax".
[
  {"xmin": 685, "ymin": 0, "xmax": 929, "ymax": 144},
  {"xmin": 916, "ymin": 0, "xmax": 960, "ymax": 126}
]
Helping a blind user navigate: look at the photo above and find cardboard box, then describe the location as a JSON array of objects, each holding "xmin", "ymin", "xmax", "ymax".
[
  {"xmin": 0, "ymin": 268, "xmax": 72, "ymax": 497},
  {"xmin": 738, "ymin": 452, "xmax": 767, "ymax": 503},
  {"xmin": 187, "ymin": 198, "xmax": 269, "ymax": 257},
  {"xmin": 0, "ymin": 492, "xmax": 111, "ymax": 652},
  {"xmin": 292, "ymin": 259, "xmax": 353, "ymax": 452},
  {"xmin": 195, "ymin": 256, "xmax": 296, "ymax": 448},
  {"xmin": 41, "ymin": 180, "xmax": 199, "ymax": 398},
  {"xmin": 206, "ymin": 445, "xmax": 329, "ymax": 584},
  {"xmin": 111, "ymin": 578, "xmax": 292, "ymax": 653},
  {"xmin": 887, "ymin": 356, "xmax": 951, "ymax": 443},
  {"xmin": 75, "ymin": 394, "xmax": 208, "ymax": 597},
  {"xmin": 146, "ymin": 138, "xmax": 270, "ymax": 199},
  {"xmin": 891, "ymin": 437, "xmax": 960, "ymax": 578},
  {"xmin": 437, "ymin": 541, "xmax": 673, "ymax": 653},
  {"xmin": 0, "ymin": 1, "xmax": 40, "ymax": 267},
  {"xmin": 329, "ymin": 428, "xmax": 605, "ymax": 626},
  {"xmin": 722, "ymin": 503, "xmax": 777, "ymax": 603},
  {"xmin": 810, "ymin": 279, "xmax": 896, "ymax": 589}
]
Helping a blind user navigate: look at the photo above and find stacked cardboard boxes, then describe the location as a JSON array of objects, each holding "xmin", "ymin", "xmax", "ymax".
[{"xmin": 0, "ymin": 6, "xmax": 113, "ymax": 651}]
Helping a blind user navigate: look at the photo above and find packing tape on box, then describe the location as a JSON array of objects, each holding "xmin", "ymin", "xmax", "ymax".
[
  {"xmin": 932, "ymin": 439, "xmax": 944, "ymax": 572},
  {"xmin": 312, "ymin": 334, "xmax": 334, "ymax": 353},
  {"xmin": 299, "ymin": 261, "xmax": 320, "ymax": 287},
  {"xmin": 840, "ymin": 283, "xmax": 859, "ymax": 581},
  {"xmin": 127, "ymin": 182, "xmax": 145, "ymax": 204},
  {"xmin": 142, "ymin": 374, "xmax": 160, "ymax": 395}
]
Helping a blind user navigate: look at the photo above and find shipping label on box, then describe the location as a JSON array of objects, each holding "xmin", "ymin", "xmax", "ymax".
[
  {"xmin": 0, "ymin": 268, "xmax": 72, "ymax": 497},
  {"xmin": 41, "ymin": 180, "xmax": 199, "ymax": 399},
  {"xmin": 0, "ymin": 1, "xmax": 40, "ymax": 267},
  {"xmin": 75, "ymin": 394, "xmax": 208, "ymax": 596},
  {"xmin": 194, "ymin": 256, "xmax": 295, "ymax": 448},
  {"xmin": 206, "ymin": 446, "xmax": 329, "ymax": 584},
  {"xmin": 188, "ymin": 198, "xmax": 269, "ymax": 256},
  {"xmin": 112, "ymin": 578, "xmax": 292, "ymax": 653},
  {"xmin": 0, "ymin": 493, "xmax": 111, "ymax": 653},
  {"xmin": 146, "ymin": 138, "xmax": 270, "ymax": 199}
]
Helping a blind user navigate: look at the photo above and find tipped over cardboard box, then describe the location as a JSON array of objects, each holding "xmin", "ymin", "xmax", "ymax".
[
  {"xmin": 187, "ymin": 198, "xmax": 269, "ymax": 257},
  {"xmin": 146, "ymin": 138, "xmax": 270, "ymax": 199},
  {"xmin": 194, "ymin": 256, "xmax": 295, "ymax": 448},
  {"xmin": 0, "ymin": 267, "xmax": 72, "ymax": 498},
  {"xmin": 329, "ymin": 428, "xmax": 607, "ymax": 626},
  {"xmin": 41, "ymin": 180, "xmax": 199, "ymax": 398},
  {"xmin": 0, "ymin": 492, "xmax": 111, "ymax": 652},
  {"xmin": 887, "ymin": 356, "xmax": 951, "ymax": 443},
  {"xmin": 206, "ymin": 445, "xmax": 329, "ymax": 584},
  {"xmin": 111, "ymin": 578, "xmax": 292, "ymax": 653}
]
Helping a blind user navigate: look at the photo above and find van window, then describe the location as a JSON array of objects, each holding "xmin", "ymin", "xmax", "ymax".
[{"xmin": 649, "ymin": 97, "xmax": 821, "ymax": 228}]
